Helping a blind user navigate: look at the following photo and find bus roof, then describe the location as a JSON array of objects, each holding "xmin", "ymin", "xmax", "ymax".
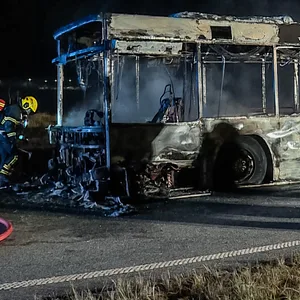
[
  {"xmin": 53, "ymin": 12, "xmax": 300, "ymax": 46},
  {"xmin": 170, "ymin": 12, "xmax": 295, "ymax": 24}
]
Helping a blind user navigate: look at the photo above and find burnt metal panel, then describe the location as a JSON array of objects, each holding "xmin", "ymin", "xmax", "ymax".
[
  {"xmin": 109, "ymin": 14, "xmax": 203, "ymax": 41},
  {"xmin": 268, "ymin": 116, "xmax": 300, "ymax": 179},
  {"xmin": 110, "ymin": 123, "xmax": 201, "ymax": 165},
  {"xmin": 108, "ymin": 14, "xmax": 280, "ymax": 45},
  {"xmin": 114, "ymin": 41, "xmax": 183, "ymax": 55},
  {"xmin": 171, "ymin": 12, "xmax": 294, "ymax": 25},
  {"xmin": 201, "ymin": 117, "xmax": 279, "ymax": 181},
  {"xmin": 231, "ymin": 23, "xmax": 278, "ymax": 44},
  {"xmin": 109, "ymin": 116, "xmax": 300, "ymax": 184},
  {"xmin": 202, "ymin": 115, "xmax": 300, "ymax": 182}
]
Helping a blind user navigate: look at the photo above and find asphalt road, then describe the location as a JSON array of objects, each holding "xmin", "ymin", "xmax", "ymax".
[{"xmin": 1, "ymin": 185, "xmax": 300, "ymax": 299}]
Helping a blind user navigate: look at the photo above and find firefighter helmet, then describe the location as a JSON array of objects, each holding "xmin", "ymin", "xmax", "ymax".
[{"xmin": 21, "ymin": 96, "xmax": 38, "ymax": 113}]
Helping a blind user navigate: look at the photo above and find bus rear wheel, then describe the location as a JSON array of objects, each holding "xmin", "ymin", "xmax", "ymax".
[{"xmin": 213, "ymin": 135, "xmax": 267, "ymax": 189}]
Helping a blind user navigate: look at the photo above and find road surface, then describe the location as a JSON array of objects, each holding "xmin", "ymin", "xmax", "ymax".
[{"xmin": 1, "ymin": 185, "xmax": 300, "ymax": 299}]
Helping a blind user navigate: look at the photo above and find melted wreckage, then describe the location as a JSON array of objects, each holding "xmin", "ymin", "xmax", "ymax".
[{"xmin": 7, "ymin": 11, "xmax": 300, "ymax": 213}]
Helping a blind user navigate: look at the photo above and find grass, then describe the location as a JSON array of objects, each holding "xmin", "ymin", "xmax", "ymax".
[
  {"xmin": 22, "ymin": 113, "xmax": 56, "ymax": 149},
  {"xmin": 40, "ymin": 254, "xmax": 300, "ymax": 300},
  {"xmin": 29, "ymin": 113, "xmax": 56, "ymax": 128}
]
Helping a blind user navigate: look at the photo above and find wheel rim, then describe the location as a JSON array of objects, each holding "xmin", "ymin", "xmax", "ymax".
[{"xmin": 232, "ymin": 148, "xmax": 255, "ymax": 184}]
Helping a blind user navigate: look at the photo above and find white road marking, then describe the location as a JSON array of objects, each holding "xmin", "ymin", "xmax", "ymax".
[{"xmin": 1, "ymin": 240, "xmax": 300, "ymax": 290}]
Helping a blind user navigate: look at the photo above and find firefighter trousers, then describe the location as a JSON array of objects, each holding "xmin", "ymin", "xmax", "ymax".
[{"xmin": 0, "ymin": 135, "xmax": 18, "ymax": 177}]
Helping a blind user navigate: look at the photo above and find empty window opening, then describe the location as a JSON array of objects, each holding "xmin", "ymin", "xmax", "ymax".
[{"xmin": 211, "ymin": 26, "xmax": 232, "ymax": 40}]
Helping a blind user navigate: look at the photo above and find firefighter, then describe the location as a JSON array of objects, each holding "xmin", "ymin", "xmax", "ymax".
[{"xmin": 0, "ymin": 96, "xmax": 38, "ymax": 187}]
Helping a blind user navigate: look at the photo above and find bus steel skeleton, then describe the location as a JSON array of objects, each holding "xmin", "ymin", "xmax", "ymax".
[{"xmin": 48, "ymin": 12, "xmax": 300, "ymax": 198}]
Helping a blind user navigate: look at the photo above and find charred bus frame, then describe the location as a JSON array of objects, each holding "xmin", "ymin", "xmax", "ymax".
[{"xmin": 49, "ymin": 12, "xmax": 300, "ymax": 197}]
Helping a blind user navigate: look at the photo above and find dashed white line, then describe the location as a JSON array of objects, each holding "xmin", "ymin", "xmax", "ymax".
[{"xmin": 1, "ymin": 240, "xmax": 300, "ymax": 291}]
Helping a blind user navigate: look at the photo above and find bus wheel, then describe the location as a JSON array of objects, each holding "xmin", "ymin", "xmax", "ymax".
[{"xmin": 214, "ymin": 135, "xmax": 267, "ymax": 188}]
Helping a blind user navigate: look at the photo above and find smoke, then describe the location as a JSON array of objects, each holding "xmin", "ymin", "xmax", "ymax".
[
  {"xmin": 63, "ymin": 53, "xmax": 296, "ymax": 126},
  {"xmin": 64, "ymin": 98, "xmax": 97, "ymax": 126},
  {"xmin": 61, "ymin": 61, "xmax": 104, "ymax": 126},
  {"xmin": 61, "ymin": 56, "xmax": 198, "ymax": 125},
  {"xmin": 204, "ymin": 63, "xmax": 264, "ymax": 117},
  {"xmin": 111, "ymin": 57, "xmax": 198, "ymax": 123},
  {"xmin": 203, "ymin": 55, "xmax": 295, "ymax": 118},
  {"xmin": 64, "ymin": 87, "xmax": 103, "ymax": 126},
  {"xmin": 60, "ymin": 47, "xmax": 297, "ymax": 126}
]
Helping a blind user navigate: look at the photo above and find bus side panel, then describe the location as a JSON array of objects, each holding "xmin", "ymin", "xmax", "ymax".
[
  {"xmin": 110, "ymin": 117, "xmax": 300, "ymax": 186},
  {"xmin": 110, "ymin": 122, "xmax": 202, "ymax": 164},
  {"xmin": 276, "ymin": 116, "xmax": 300, "ymax": 181},
  {"xmin": 201, "ymin": 117, "xmax": 281, "ymax": 182}
]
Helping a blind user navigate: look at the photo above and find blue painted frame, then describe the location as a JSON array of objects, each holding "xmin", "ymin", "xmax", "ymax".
[
  {"xmin": 168, "ymin": 13, "xmax": 182, "ymax": 18},
  {"xmin": 52, "ymin": 14, "xmax": 105, "ymax": 65},
  {"xmin": 52, "ymin": 14, "xmax": 112, "ymax": 170},
  {"xmin": 52, "ymin": 46, "xmax": 104, "ymax": 64},
  {"xmin": 53, "ymin": 14, "xmax": 102, "ymax": 40}
]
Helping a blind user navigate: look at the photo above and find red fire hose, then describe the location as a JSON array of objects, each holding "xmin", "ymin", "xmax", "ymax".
[{"xmin": 0, "ymin": 217, "xmax": 13, "ymax": 242}]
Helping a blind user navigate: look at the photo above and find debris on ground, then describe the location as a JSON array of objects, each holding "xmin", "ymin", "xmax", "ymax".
[{"xmin": 0, "ymin": 176, "xmax": 136, "ymax": 217}]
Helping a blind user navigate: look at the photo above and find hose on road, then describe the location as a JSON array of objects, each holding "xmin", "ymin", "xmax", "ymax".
[{"xmin": 0, "ymin": 217, "xmax": 13, "ymax": 242}]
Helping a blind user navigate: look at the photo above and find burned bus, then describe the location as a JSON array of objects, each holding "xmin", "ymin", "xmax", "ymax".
[{"xmin": 48, "ymin": 12, "xmax": 300, "ymax": 198}]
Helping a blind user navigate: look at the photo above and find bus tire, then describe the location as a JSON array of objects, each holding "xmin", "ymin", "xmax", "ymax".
[{"xmin": 213, "ymin": 135, "xmax": 267, "ymax": 189}]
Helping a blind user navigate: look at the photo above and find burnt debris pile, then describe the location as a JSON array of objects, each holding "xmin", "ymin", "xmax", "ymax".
[
  {"xmin": 8, "ymin": 174, "xmax": 136, "ymax": 217},
  {"xmin": 4, "ymin": 138, "xmax": 136, "ymax": 217}
]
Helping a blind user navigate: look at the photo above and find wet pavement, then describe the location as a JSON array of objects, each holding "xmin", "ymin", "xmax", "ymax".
[{"xmin": 1, "ymin": 184, "xmax": 300, "ymax": 299}]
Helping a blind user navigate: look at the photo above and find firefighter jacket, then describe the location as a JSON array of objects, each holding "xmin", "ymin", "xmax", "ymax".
[{"xmin": 0, "ymin": 105, "xmax": 23, "ymax": 143}]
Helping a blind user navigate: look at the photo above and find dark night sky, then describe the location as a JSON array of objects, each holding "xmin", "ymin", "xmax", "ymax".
[{"xmin": 1, "ymin": 0, "xmax": 300, "ymax": 79}]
